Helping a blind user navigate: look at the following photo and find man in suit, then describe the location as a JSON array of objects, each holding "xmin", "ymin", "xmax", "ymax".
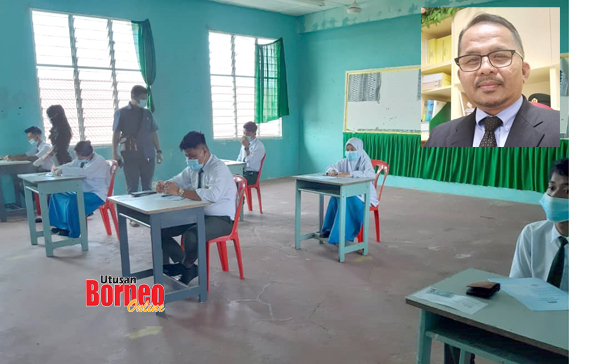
[{"xmin": 424, "ymin": 13, "xmax": 559, "ymax": 147}]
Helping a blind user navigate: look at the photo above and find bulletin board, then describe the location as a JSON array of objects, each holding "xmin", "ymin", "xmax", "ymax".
[{"xmin": 344, "ymin": 66, "xmax": 421, "ymax": 133}]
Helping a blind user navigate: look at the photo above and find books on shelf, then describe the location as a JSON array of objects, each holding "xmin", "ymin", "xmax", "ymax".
[
  {"xmin": 427, "ymin": 38, "xmax": 437, "ymax": 65},
  {"xmin": 422, "ymin": 72, "xmax": 451, "ymax": 91},
  {"xmin": 423, "ymin": 35, "xmax": 452, "ymax": 66},
  {"xmin": 424, "ymin": 100, "xmax": 447, "ymax": 122}
]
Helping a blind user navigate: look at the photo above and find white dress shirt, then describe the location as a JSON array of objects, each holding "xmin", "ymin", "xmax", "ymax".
[
  {"xmin": 509, "ymin": 220, "xmax": 569, "ymax": 292},
  {"xmin": 473, "ymin": 97, "xmax": 523, "ymax": 147},
  {"xmin": 168, "ymin": 154, "xmax": 237, "ymax": 221},
  {"xmin": 26, "ymin": 140, "xmax": 53, "ymax": 171},
  {"xmin": 59, "ymin": 153, "xmax": 110, "ymax": 201},
  {"xmin": 236, "ymin": 138, "xmax": 266, "ymax": 172}
]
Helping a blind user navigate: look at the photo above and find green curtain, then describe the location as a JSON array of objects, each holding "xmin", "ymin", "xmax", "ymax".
[
  {"xmin": 343, "ymin": 132, "xmax": 569, "ymax": 193},
  {"xmin": 131, "ymin": 20, "xmax": 157, "ymax": 112},
  {"xmin": 255, "ymin": 38, "xmax": 289, "ymax": 124}
]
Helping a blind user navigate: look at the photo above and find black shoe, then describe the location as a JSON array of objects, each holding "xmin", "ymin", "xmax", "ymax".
[
  {"xmin": 51, "ymin": 227, "xmax": 60, "ymax": 234},
  {"xmin": 163, "ymin": 263, "xmax": 185, "ymax": 277},
  {"xmin": 319, "ymin": 231, "xmax": 330, "ymax": 239},
  {"xmin": 57, "ymin": 229, "xmax": 70, "ymax": 236},
  {"xmin": 35, "ymin": 217, "xmax": 42, "ymax": 223},
  {"xmin": 179, "ymin": 264, "xmax": 199, "ymax": 285}
]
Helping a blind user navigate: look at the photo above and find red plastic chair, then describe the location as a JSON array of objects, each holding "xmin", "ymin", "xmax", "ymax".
[
  {"xmin": 182, "ymin": 175, "xmax": 247, "ymax": 290},
  {"xmin": 357, "ymin": 160, "xmax": 389, "ymax": 243},
  {"xmin": 245, "ymin": 154, "xmax": 266, "ymax": 213},
  {"xmin": 98, "ymin": 160, "xmax": 119, "ymax": 238}
]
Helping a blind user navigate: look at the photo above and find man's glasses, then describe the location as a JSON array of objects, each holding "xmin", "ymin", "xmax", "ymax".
[{"xmin": 454, "ymin": 50, "xmax": 523, "ymax": 72}]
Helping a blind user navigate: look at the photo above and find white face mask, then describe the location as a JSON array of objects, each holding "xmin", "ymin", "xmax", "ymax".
[{"xmin": 137, "ymin": 99, "xmax": 147, "ymax": 108}]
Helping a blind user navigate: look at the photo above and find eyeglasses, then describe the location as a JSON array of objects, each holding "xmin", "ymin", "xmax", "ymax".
[{"xmin": 454, "ymin": 50, "xmax": 523, "ymax": 72}]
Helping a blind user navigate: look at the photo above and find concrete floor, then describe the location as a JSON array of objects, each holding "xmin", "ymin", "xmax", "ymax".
[{"xmin": 0, "ymin": 178, "xmax": 545, "ymax": 364}]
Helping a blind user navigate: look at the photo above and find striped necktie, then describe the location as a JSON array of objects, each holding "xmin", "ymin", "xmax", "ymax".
[
  {"xmin": 547, "ymin": 236, "xmax": 568, "ymax": 288},
  {"xmin": 478, "ymin": 116, "xmax": 503, "ymax": 147}
]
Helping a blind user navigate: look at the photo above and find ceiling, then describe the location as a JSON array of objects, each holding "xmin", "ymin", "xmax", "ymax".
[{"xmin": 208, "ymin": 0, "xmax": 360, "ymax": 16}]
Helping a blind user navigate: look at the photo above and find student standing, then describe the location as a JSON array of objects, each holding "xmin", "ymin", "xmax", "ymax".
[
  {"xmin": 112, "ymin": 85, "xmax": 162, "ymax": 226},
  {"xmin": 321, "ymin": 138, "xmax": 379, "ymax": 244},
  {"xmin": 236, "ymin": 121, "xmax": 266, "ymax": 185},
  {"xmin": 46, "ymin": 105, "xmax": 73, "ymax": 165},
  {"xmin": 49, "ymin": 141, "xmax": 109, "ymax": 238}
]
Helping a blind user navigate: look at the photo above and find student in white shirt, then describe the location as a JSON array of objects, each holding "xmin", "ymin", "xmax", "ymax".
[
  {"xmin": 157, "ymin": 131, "xmax": 237, "ymax": 284},
  {"xmin": 236, "ymin": 121, "xmax": 266, "ymax": 185},
  {"xmin": 2, "ymin": 126, "xmax": 53, "ymax": 171},
  {"xmin": 49, "ymin": 141, "xmax": 109, "ymax": 237},
  {"xmin": 320, "ymin": 138, "xmax": 379, "ymax": 245},
  {"xmin": 510, "ymin": 158, "xmax": 569, "ymax": 291},
  {"xmin": 445, "ymin": 158, "xmax": 569, "ymax": 364}
]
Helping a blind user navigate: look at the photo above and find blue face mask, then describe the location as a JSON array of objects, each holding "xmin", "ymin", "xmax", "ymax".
[
  {"xmin": 246, "ymin": 136, "xmax": 255, "ymax": 142},
  {"xmin": 187, "ymin": 158, "xmax": 203, "ymax": 171},
  {"xmin": 345, "ymin": 151, "xmax": 358, "ymax": 161},
  {"xmin": 539, "ymin": 194, "xmax": 569, "ymax": 222}
]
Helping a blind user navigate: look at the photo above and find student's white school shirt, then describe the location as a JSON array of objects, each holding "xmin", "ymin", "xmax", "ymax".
[
  {"xmin": 325, "ymin": 159, "xmax": 379, "ymax": 207},
  {"xmin": 60, "ymin": 153, "xmax": 110, "ymax": 201},
  {"xmin": 26, "ymin": 140, "xmax": 53, "ymax": 171},
  {"xmin": 236, "ymin": 138, "xmax": 266, "ymax": 173},
  {"xmin": 168, "ymin": 154, "xmax": 236, "ymax": 221},
  {"xmin": 509, "ymin": 220, "xmax": 569, "ymax": 292}
]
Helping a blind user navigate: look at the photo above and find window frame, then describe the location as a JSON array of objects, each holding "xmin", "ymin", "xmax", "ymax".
[
  {"xmin": 30, "ymin": 9, "xmax": 143, "ymax": 146},
  {"xmin": 208, "ymin": 29, "xmax": 282, "ymax": 140}
]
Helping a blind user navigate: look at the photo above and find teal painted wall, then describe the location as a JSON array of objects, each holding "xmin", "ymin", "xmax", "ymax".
[
  {"xmin": 298, "ymin": 0, "xmax": 569, "ymax": 203},
  {"xmin": 0, "ymin": 0, "xmax": 300, "ymax": 202}
]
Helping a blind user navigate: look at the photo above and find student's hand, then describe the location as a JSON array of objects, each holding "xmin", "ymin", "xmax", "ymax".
[
  {"xmin": 156, "ymin": 152, "xmax": 162, "ymax": 165},
  {"xmin": 155, "ymin": 180, "xmax": 165, "ymax": 193},
  {"xmin": 52, "ymin": 167, "xmax": 63, "ymax": 177},
  {"xmin": 164, "ymin": 181, "xmax": 179, "ymax": 196},
  {"xmin": 241, "ymin": 137, "xmax": 250, "ymax": 148},
  {"xmin": 327, "ymin": 170, "xmax": 338, "ymax": 176},
  {"xmin": 338, "ymin": 173, "xmax": 350, "ymax": 178}
]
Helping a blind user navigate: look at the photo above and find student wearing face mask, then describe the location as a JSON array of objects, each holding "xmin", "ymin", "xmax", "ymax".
[
  {"xmin": 48, "ymin": 141, "xmax": 109, "ymax": 237},
  {"xmin": 320, "ymin": 138, "xmax": 379, "ymax": 245},
  {"xmin": 510, "ymin": 158, "xmax": 569, "ymax": 290},
  {"xmin": 2, "ymin": 126, "xmax": 53, "ymax": 171},
  {"xmin": 112, "ymin": 85, "xmax": 162, "ymax": 227},
  {"xmin": 444, "ymin": 158, "xmax": 569, "ymax": 364},
  {"xmin": 156, "ymin": 131, "xmax": 237, "ymax": 284},
  {"xmin": 236, "ymin": 121, "xmax": 266, "ymax": 185}
]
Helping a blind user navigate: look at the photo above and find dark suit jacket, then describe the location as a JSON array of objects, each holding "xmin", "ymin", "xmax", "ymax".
[{"xmin": 423, "ymin": 96, "xmax": 560, "ymax": 147}]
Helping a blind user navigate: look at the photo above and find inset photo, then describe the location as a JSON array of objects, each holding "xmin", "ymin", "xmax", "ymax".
[{"xmin": 421, "ymin": 7, "xmax": 562, "ymax": 147}]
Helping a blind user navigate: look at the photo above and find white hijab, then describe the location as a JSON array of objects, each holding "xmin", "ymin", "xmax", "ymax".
[{"xmin": 346, "ymin": 137, "xmax": 373, "ymax": 172}]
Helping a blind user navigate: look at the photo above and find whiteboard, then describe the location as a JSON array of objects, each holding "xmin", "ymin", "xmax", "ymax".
[{"xmin": 344, "ymin": 66, "xmax": 421, "ymax": 132}]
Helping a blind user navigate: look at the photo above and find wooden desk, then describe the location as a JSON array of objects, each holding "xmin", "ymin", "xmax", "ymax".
[
  {"xmin": 0, "ymin": 160, "xmax": 35, "ymax": 222},
  {"xmin": 19, "ymin": 173, "xmax": 87, "ymax": 257},
  {"xmin": 223, "ymin": 160, "xmax": 246, "ymax": 221},
  {"xmin": 109, "ymin": 194, "xmax": 211, "ymax": 314},
  {"xmin": 406, "ymin": 269, "xmax": 568, "ymax": 364},
  {"xmin": 292, "ymin": 173, "xmax": 373, "ymax": 263}
]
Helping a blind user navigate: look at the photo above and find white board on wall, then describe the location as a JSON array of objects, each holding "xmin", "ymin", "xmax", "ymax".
[{"xmin": 344, "ymin": 66, "xmax": 421, "ymax": 132}]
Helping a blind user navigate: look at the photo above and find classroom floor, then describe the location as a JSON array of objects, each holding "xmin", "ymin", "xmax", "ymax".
[{"xmin": 0, "ymin": 177, "xmax": 545, "ymax": 364}]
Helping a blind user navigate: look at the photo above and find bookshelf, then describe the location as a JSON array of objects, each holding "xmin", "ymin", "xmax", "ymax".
[{"xmin": 421, "ymin": 7, "xmax": 561, "ymax": 141}]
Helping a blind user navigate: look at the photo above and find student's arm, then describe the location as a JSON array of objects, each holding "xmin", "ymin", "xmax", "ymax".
[
  {"xmin": 236, "ymin": 145, "xmax": 244, "ymax": 162},
  {"xmin": 325, "ymin": 160, "xmax": 345, "ymax": 175},
  {"xmin": 166, "ymin": 170, "xmax": 187, "ymax": 189},
  {"xmin": 32, "ymin": 144, "xmax": 53, "ymax": 167},
  {"xmin": 151, "ymin": 132, "xmax": 162, "ymax": 164},
  {"xmin": 509, "ymin": 226, "xmax": 533, "ymax": 278},
  {"xmin": 350, "ymin": 161, "xmax": 376, "ymax": 178},
  {"xmin": 112, "ymin": 110, "xmax": 122, "ymax": 163},
  {"xmin": 61, "ymin": 157, "xmax": 108, "ymax": 180},
  {"xmin": 245, "ymin": 142, "xmax": 265, "ymax": 168}
]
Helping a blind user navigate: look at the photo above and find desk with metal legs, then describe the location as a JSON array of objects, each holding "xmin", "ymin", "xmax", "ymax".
[
  {"xmin": 109, "ymin": 194, "xmax": 211, "ymax": 314},
  {"xmin": 293, "ymin": 174, "xmax": 372, "ymax": 263},
  {"xmin": 19, "ymin": 173, "xmax": 87, "ymax": 257}
]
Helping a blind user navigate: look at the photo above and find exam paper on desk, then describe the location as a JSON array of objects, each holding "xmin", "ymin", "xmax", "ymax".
[
  {"xmin": 488, "ymin": 278, "xmax": 568, "ymax": 311},
  {"xmin": 413, "ymin": 287, "xmax": 487, "ymax": 315}
]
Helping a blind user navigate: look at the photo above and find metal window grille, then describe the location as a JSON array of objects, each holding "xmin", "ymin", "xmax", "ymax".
[
  {"xmin": 32, "ymin": 10, "xmax": 145, "ymax": 145},
  {"xmin": 208, "ymin": 31, "xmax": 282, "ymax": 139}
]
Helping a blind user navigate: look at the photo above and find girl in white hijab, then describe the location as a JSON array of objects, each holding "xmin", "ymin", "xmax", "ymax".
[{"xmin": 322, "ymin": 138, "xmax": 379, "ymax": 244}]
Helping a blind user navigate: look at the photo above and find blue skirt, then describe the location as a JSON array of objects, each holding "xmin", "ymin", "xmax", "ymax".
[
  {"xmin": 321, "ymin": 196, "xmax": 365, "ymax": 245},
  {"xmin": 49, "ymin": 192, "xmax": 104, "ymax": 238}
]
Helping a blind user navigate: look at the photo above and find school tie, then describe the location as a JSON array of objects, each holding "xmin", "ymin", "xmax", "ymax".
[
  {"xmin": 478, "ymin": 116, "xmax": 503, "ymax": 147},
  {"xmin": 547, "ymin": 236, "xmax": 568, "ymax": 288},
  {"xmin": 197, "ymin": 170, "xmax": 204, "ymax": 189}
]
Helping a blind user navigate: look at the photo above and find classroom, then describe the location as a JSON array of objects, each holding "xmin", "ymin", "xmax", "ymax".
[{"xmin": 0, "ymin": 0, "xmax": 572, "ymax": 363}]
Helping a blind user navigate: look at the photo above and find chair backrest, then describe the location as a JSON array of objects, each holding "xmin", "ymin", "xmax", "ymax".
[
  {"xmin": 232, "ymin": 175, "xmax": 248, "ymax": 231},
  {"xmin": 106, "ymin": 160, "xmax": 119, "ymax": 198},
  {"xmin": 253, "ymin": 153, "xmax": 267, "ymax": 185},
  {"xmin": 371, "ymin": 160, "xmax": 389, "ymax": 201}
]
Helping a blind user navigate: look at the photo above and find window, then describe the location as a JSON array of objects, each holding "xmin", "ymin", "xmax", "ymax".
[
  {"xmin": 32, "ymin": 10, "xmax": 145, "ymax": 145},
  {"xmin": 208, "ymin": 31, "xmax": 282, "ymax": 139}
]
